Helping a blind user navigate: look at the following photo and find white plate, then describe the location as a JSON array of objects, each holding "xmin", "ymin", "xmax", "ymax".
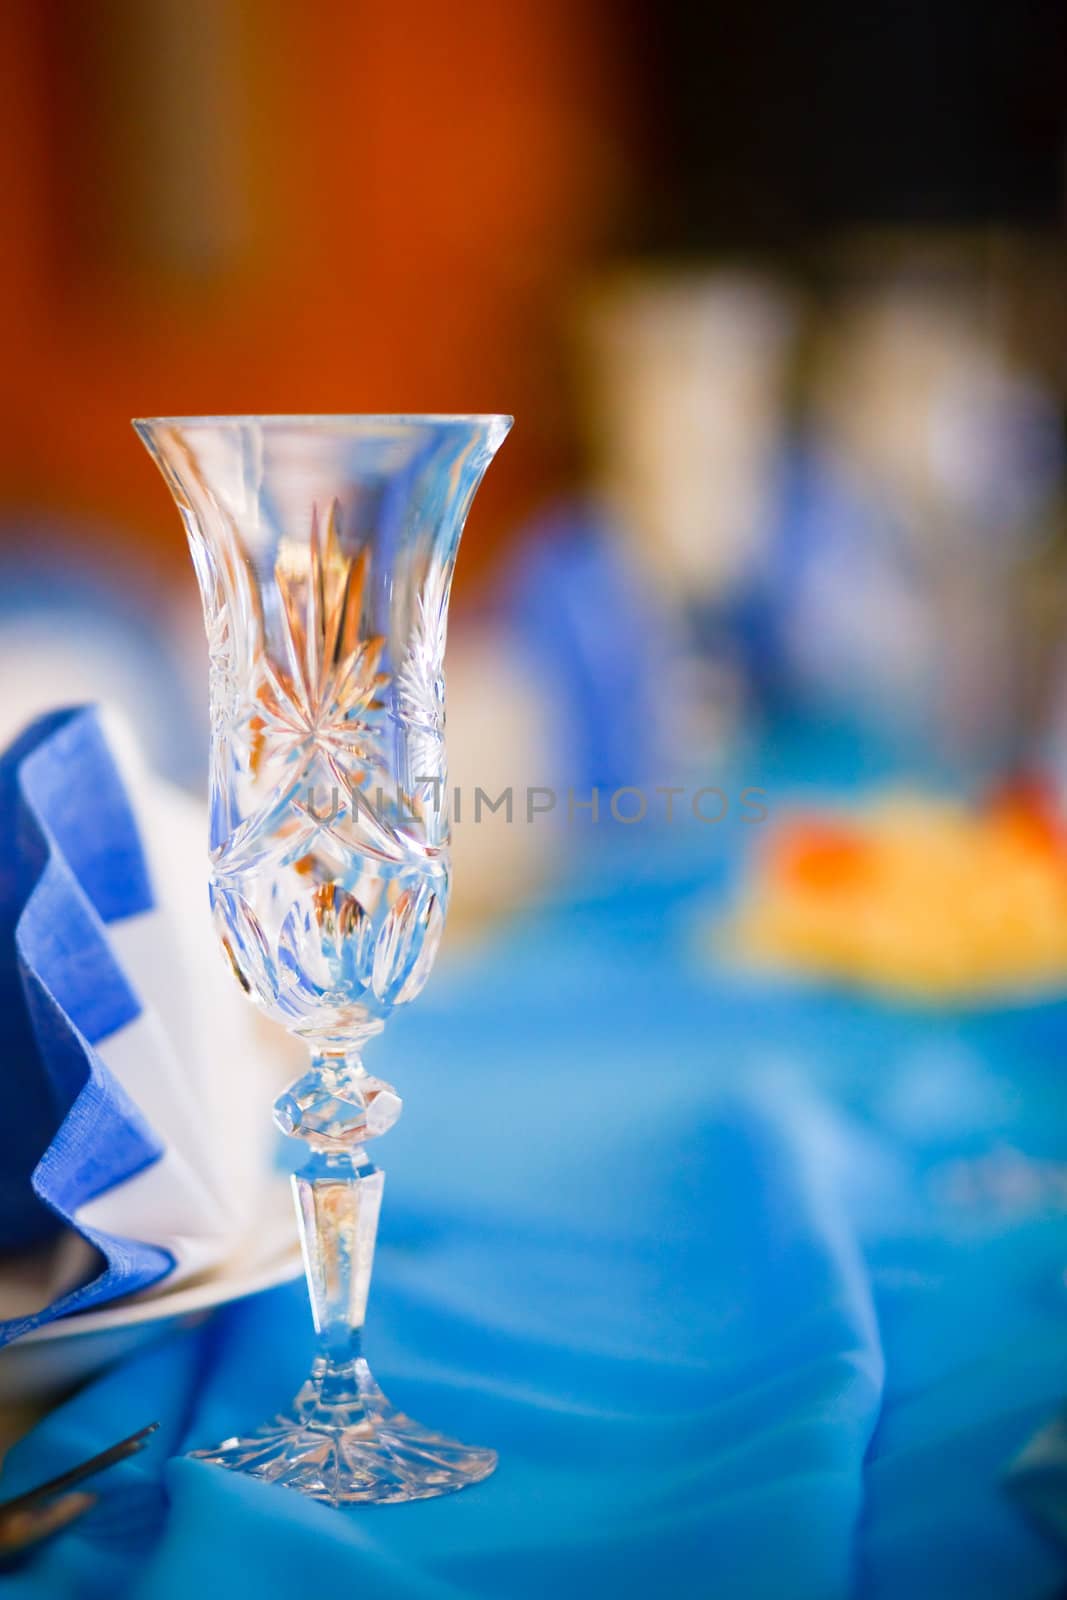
[{"xmin": 0, "ymin": 1179, "xmax": 304, "ymax": 1404}]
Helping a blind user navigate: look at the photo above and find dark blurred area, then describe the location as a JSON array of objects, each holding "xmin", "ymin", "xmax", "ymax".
[
  {"xmin": 2, "ymin": 0, "xmax": 1067, "ymax": 919},
  {"xmin": 644, "ymin": 0, "xmax": 1065, "ymax": 243}
]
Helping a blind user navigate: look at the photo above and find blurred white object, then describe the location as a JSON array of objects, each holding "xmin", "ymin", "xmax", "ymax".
[
  {"xmin": 805, "ymin": 270, "xmax": 1066, "ymax": 758},
  {"xmin": 813, "ymin": 282, "xmax": 1063, "ymax": 550},
  {"xmin": 0, "ymin": 1200, "xmax": 301, "ymax": 1403},
  {"xmin": 580, "ymin": 267, "xmax": 797, "ymax": 603},
  {"xmin": 0, "ymin": 542, "xmax": 206, "ymax": 786},
  {"xmin": 444, "ymin": 625, "xmax": 557, "ymax": 930}
]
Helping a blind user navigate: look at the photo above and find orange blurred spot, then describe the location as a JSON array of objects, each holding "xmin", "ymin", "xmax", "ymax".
[
  {"xmin": 985, "ymin": 775, "xmax": 1067, "ymax": 862},
  {"xmin": 769, "ymin": 819, "xmax": 874, "ymax": 892}
]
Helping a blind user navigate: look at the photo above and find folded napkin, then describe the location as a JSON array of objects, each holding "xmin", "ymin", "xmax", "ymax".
[{"xmin": 0, "ymin": 705, "xmax": 289, "ymax": 1345}]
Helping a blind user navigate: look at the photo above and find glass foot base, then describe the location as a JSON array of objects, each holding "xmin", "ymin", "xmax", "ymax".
[{"xmin": 189, "ymin": 1359, "xmax": 496, "ymax": 1506}]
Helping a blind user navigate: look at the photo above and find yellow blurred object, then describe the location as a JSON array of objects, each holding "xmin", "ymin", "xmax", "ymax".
[{"xmin": 729, "ymin": 784, "xmax": 1067, "ymax": 1000}]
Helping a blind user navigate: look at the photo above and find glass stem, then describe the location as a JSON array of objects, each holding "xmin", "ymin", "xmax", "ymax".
[
  {"xmin": 273, "ymin": 1049, "xmax": 400, "ymax": 1422},
  {"xmin": 294, "ymin": 1147, "xmax": 384, "ymax": 1411}
]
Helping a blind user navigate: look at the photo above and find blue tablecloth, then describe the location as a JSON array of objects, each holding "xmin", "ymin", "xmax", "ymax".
[{"xmin": 2, "ymin": 809, "xmax": 1066, "ymax": 1599}]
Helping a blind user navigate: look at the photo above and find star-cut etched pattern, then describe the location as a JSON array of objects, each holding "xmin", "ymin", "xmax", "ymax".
[
  {"xmin": 395, "ymin": 559, "xmax": 449, "ymax": 812},
  {"xmin": 249, "ymin": 501, "xmax": 390, "ymax": 798},
  {"xmin": 206, "ymin": 599, "xmax": 241, "ymax": 734},
  {"xmin": 190, "ymin": 1360, "xmax": 496, "ymax": 1505}
]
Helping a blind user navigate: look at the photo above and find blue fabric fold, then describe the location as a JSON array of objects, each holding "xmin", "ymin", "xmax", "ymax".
[
  {"xmin": 1, "ymin": 887, "xmax": 1064, "ymax": 1598},
  {"xmin": 0, "ymin": 707, "xmax": 173, "ymax": 1340}
]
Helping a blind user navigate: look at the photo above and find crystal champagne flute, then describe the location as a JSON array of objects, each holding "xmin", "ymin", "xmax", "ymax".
[{"xmin": 135, "ymin": 414, "xmax": 511, "ymax": 1504}]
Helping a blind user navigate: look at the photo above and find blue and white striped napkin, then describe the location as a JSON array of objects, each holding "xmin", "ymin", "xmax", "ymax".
[{"xmin": 0, "ymin": 705, "xmax": 287, "ymax": 1344}]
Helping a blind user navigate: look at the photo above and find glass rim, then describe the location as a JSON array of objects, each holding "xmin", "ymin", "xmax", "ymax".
[{"xmin": 132, "ymin": 413, "xmax": 514, "ymax": 429}]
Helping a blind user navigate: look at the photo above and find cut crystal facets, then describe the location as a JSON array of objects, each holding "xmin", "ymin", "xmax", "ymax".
[
  {"xmin": 274, "ymin": 1061, "xmax": 402, "ymax": 1148},
  {"xmin": 189, "ymin": 1358, "xmax": 497, "ymax": 1505}
]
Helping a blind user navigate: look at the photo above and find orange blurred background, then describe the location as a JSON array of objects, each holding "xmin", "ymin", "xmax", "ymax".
[{"xmin": 0, "ymin": 0, "xmax": 642, "ymax": 593}]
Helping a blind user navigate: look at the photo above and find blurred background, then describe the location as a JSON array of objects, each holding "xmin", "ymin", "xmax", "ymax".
[
  {"xmin": 7, "ymin": 8, "xmax": 1067, "ymax": 1574},
  {"xmin": 2, "ymin": 0, "xmax": 1067, "ymax": 939}
]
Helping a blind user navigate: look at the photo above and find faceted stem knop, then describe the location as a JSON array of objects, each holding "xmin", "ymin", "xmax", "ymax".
[{"xmin": 274, "ymin": 1054, "xmax": 402, "ymax": 1150}]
